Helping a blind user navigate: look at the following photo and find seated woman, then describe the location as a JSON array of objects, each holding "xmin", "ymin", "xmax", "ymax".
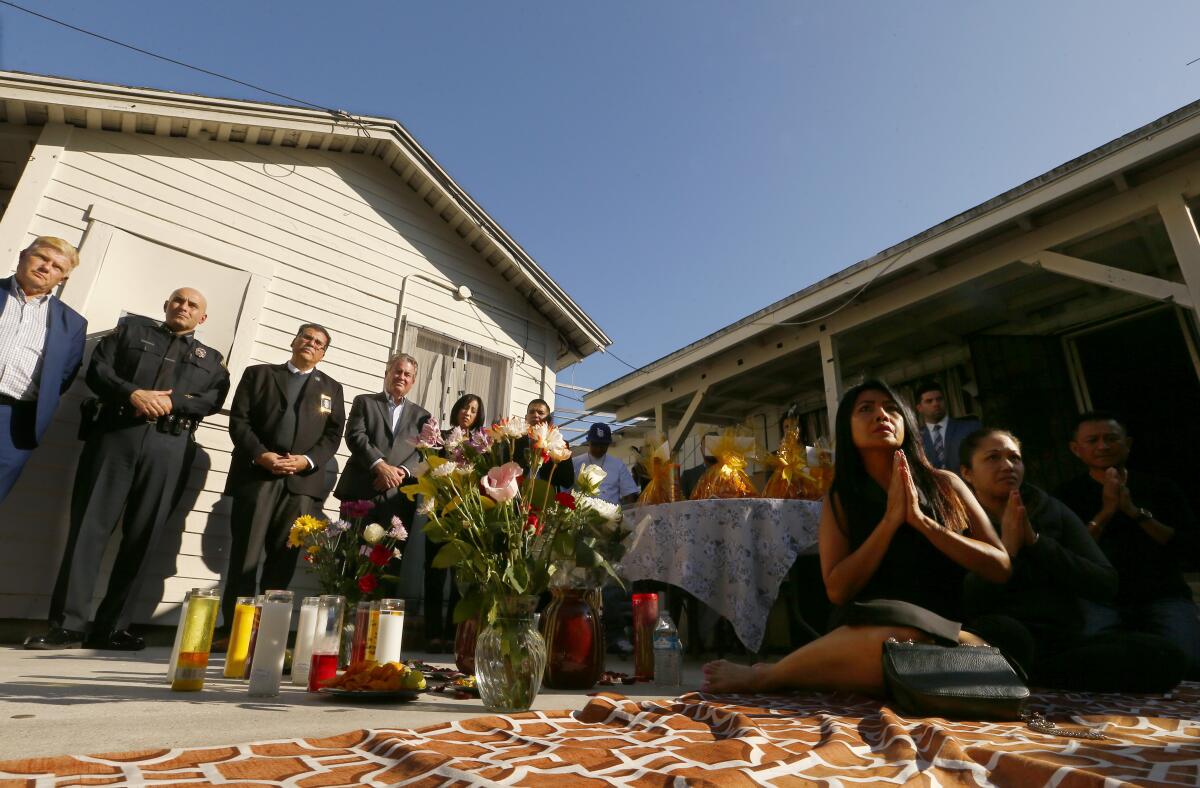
[
  {"xmin": 960, "ymin": 429, "xmax": 1186, "ymax": 692},
  {"xmin": 426, "ymin": 394, "xmax": 487, "ymax": 650},
  {"xmin": 703, "ymin": 380, "xmax": 1011, "ymax": 694}
]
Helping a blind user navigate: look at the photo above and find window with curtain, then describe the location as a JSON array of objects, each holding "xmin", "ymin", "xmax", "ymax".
[{"xmin": 401, "ymin": 323, "xmax": 513, "ymax": 426}]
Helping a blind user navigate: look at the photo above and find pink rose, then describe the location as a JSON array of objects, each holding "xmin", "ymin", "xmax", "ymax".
[{"xmin": 480, "ymin": 461, "xmax": 523, "ymax": 503}]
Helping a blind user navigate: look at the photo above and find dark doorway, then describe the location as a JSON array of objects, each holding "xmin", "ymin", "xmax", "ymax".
[{"xmin": 1071, "ymin": 307, "xmax": 1200, "ymax": 511}]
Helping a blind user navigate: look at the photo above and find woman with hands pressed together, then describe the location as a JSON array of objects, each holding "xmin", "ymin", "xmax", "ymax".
[
  {"xmin": 960, "ymin": 429, "xmax": 1186, "ymax": 692},
  {"xmin": 703, "ymin": 380, "xmax": 1010, "ymax": 694}
]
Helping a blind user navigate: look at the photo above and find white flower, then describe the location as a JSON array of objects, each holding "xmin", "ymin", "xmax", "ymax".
[
  {"xmin": 417, "ymin": 497, "xmax": 435, "ymax": 515},
  {"xmin": 444, "ymin": 426, "xmax": 468, "ymax": 448},
  {"xmin": 388, "ymin": 516, "xmax": 408, "ymax": 540},
  {"xmin": 362, "ymin": 523, "xmax": 386, "ymax": 544},
  {"xmin": 500, "ymin": 416, "xmax": 526, "ymax": 438},
  {"xmin": 431, "ymin": 461, "xmax": 461, "ymax": 478},
  {"xmin": 530, "ymin": 421, "xmax": 550, "ymax": 445},
  {"xmin": 543, "ymin": 427, "xmax": 571, "ymax": 462},
  {"xmin": 578, "ymin": 495, "xmax": 620, "ymax": 523},
  {"xmin": 577, "ymin": 463, "xmax": 608, "ymax": 489}
]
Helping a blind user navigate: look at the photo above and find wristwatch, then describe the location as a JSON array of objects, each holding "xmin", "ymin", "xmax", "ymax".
[{"xmin": 1134, "ymin": 507, "xmax": 1154, "ymax": 522}]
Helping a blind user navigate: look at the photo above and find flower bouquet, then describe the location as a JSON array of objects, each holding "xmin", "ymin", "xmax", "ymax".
[
  {"xmin": 287, "ymin": 500, "xmax": 408, "ymax": 605},
  {"xmin": 405, "ymin": 416, "xmax": 626, "ymax": 710}
]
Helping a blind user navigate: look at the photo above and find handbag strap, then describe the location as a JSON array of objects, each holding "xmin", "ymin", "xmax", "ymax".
[{"xmin": 1021, "ymin": 710, "xmax": 1109, "ymax": 740}]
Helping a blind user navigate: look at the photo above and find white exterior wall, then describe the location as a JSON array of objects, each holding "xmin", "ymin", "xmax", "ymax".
[{"xmin": 0, "ymin": 125, "xmax": 558, "ymax": 623}]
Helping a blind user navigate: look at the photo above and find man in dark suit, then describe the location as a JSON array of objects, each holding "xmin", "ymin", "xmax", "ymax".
[
  {"xmin": 914, "ymin": 381, "xmax": 981, "ymax": 473},
  {"xmin": 27, "ymin": 287, "xmax": 228, "ymax": 650},
  {"xmin": 220, "ymin": 323, "xmax": 345, "ymax": 629},
  {"xmin": 334, "ymin": 352, "xmax": 430, "ymax": 533},
  {"xmin": 0, "ymin": 237, "xmax": 87, "ymax": 502}
]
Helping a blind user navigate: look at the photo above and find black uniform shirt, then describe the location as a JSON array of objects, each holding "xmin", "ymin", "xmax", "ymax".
[{"xmin": 152, "ymin": 324, "xmax": 193, "ymax": 390}]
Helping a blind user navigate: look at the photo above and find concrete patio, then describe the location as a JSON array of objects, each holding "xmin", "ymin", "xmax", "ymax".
[{"xmin": 0, "ymin": 645, "xmax": 707, "ymax": 761}]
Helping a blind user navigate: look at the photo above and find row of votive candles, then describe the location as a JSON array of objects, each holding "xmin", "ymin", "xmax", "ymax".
[{"xmin": 165, "ymin": 591, "xmax": 405, "ymax": 696}]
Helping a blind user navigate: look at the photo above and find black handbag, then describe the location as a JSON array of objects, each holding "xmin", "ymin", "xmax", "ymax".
[{"xmin": 882, "ymin": 638, "xmax": 1030, "ymax": 721}]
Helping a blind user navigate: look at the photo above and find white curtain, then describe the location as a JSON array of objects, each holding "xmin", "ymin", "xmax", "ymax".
[{"xmin": 402, "ymin": 323, "xmax": 512, "ymax": 425}]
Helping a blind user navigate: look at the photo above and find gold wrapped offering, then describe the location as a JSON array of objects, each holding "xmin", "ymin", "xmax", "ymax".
[
  {"xmin": 636, "ymin": 434, "xmax": 682, "ymax": 505},
  {"xmin": 804, "ymin": 438, "xmax": 835, "ymax": 499},
  {"xmin": 691, "ymin": 427, "xmax": 759, "ymax": 499},
  {"xmin": 763, "ymin": 418, "xmax": 818, "ymax": 499}
]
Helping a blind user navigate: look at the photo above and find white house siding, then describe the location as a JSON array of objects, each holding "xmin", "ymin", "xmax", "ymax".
[{"xmin": 0, "ymin": 125, "xmax": 559, "ymax": 624}]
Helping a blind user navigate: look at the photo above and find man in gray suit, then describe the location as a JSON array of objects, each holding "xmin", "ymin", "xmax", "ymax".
[
  {"xmin": 334, "ymin": 353, "xmax": 431, "ymax": 530},
  {"xmin": 914, "ymin": 381, "xmax": 981, "ymax": 473}
]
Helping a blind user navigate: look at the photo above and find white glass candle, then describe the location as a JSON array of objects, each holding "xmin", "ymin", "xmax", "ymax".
[
  {"xmin": 374, "ymin": 599, "xmax": 405, "ymax": 664},
  {"xmin": 165, "ymin": 588, "xmax": 199, "ymax": 684},
  {"xmin": 247, "ymin": 590, "xmax": 293, "ymax": 698},
  {"xmin": 291, "ymin": 596, "xmax": 320, "ymax": 686}
]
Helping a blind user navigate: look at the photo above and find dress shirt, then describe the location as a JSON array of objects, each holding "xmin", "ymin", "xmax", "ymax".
[
  {"xmin": 285, "ymin": 361, "xmax": 315, "ymax": 469},
  {"xmin": 572, "ymin": 451, "xmax": 639, "ymax": 505},
  {"xmin": 0, "ymin": 279, "xmax": 52, "ymax": 400}
]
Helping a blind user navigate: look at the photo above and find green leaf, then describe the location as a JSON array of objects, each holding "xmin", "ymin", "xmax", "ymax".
[
  {"xmin": 453, "ymin": 592, "xmax": 481, "ymax": 624},
  {"xmin": 423, "ymin": 520, "xmax": 450, "ymax": 543},
  {"xmin": 432, "ymin": 540, "xmax": 468, "ymax": 569}
]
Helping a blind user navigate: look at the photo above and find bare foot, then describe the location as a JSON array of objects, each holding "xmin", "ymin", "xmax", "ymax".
[{"xmin": 701, "ymin": 659, "xmax": 767, "ymax": 693}]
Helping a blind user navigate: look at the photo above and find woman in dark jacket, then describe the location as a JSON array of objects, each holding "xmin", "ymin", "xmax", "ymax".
[
  {"xmin": 961, "ymin": 428, "xmax": 1185, "ymax": 692},
  {"xmin": 426, "ymin": 394, "xmax": 486, "ymax": 650}
]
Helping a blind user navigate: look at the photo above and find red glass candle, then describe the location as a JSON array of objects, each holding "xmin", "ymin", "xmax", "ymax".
[{"xmin": 631, "ymin": 592, "xmax": 658, "ymax": 680}]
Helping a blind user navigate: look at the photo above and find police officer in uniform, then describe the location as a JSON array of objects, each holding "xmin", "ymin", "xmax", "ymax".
[
  {"xmin": 26, "ymin": 287, "xmax": 229, "ymax": 650},
  {"xmin": 219, "ymin": 323, "xmax": 345, "ymax": 632}
]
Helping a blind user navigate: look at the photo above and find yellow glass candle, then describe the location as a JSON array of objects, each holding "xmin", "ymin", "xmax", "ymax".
[
  {"xmin": 366, "ymin": 601, "xmax": 381, "ymax": 663},
  {"xmin": 223, "ymin": 596, "xmax": 256, "ymax": 678},
  {"xmin": 171, "ymin": 589, "xmax": 220, "ymax": 691}
]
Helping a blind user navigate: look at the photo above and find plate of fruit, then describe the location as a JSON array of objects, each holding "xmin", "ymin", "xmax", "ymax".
[{"xmin": 318, "ymin": 661, "xmax": 426, "ymax": 701}]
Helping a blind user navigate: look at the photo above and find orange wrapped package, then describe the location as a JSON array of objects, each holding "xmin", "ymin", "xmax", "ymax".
[
  {"xmin": 762, "ymin": 419, "xmax": 818, "ymax": 499},
  {"xmin": 636, "ymin": 435, "xmax": 682, "ymax": 505},
  {"xmin": 690, "ymin": 428, "xmax": 759, "ymax": 499}
]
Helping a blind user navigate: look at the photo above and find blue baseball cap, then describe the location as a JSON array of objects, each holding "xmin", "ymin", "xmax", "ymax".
[{"xmin": 586, "ymin": 423, "xmax": 613, "ymax": 444}]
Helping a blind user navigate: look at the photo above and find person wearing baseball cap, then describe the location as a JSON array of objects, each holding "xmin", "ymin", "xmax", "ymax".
[{"xmin": 572, "ymin": 422, "xmax": 640, "ymax": 506}]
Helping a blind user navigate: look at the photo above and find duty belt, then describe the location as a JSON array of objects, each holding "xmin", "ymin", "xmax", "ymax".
[{"xmin": 110, "ymin": 403, "xmax": 200, "ymax": 434}]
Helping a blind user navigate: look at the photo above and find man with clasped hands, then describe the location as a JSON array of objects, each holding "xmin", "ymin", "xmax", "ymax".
[
  {"xmin": 27, "ymin": 287, "xmax": 229, "ymax": 650},
  {"xmin": 220, "ymin": 323, "xmax": 345, "ymax": 630}
]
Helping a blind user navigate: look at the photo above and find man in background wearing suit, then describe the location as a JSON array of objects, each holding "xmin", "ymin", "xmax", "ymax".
[
  {"xmin": 914, "ymin": 380, "xmax": 981, "ymax": 472},
  {"xmin": 0, "ymin": 237, "xmax": 86, "ymax": 502},
  {"xmin": 220, "ymin": 323, "xmax": 345, "ymax": 630},
  {"xmin": 335, "ymin": 352, "xmax": 430, "ymax": 537}
]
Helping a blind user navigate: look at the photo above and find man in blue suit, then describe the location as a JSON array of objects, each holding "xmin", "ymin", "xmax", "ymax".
[
  {"xmin": 914, "ymin": 380, "xmax": 981, "ymax": 474},
  {"xmin": 0, "ymin": 237, "xmax": 87, "ymax": 502}
]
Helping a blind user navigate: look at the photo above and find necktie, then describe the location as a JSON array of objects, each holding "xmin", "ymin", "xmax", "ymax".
[{"xmin": 931, "ymin": 424, "xmax": 945, "ymax": 467}]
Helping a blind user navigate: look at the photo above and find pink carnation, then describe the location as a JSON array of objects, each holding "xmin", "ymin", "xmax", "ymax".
[{"xmin": 413, "ymin": 418, "xmax": 444, "ymax": 449}]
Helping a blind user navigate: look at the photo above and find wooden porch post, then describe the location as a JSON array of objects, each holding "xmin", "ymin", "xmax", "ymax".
[
  {"xmin": 819, "ymin": 329, "xmax": 841, "ymax": 437},
  {"xmin": 1156, "ymin": 196, "xmax": 1200, "ymax": 328}
]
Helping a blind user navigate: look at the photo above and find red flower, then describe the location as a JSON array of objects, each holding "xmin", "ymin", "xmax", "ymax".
[
  {"xmin": 357, "ymin": 574, "xmax": 379, "ymax": 594},
  {"xmin": 369, "ymin": 544, "xmax": 391, "ymax": 567},
  {"xmin": 340, "ymin": 500, "xmax": 375, "ymax": 519},
  {"xmin": 526, "ymin": 512, "xmax": 543, "ymax": 535},
  {"xmin": 540, "ymin": 450, "xmax": 550, "ymax": 464},
  {"xmin": 555, "ymin": 491, "xmax": 576, "ymax": 510}
]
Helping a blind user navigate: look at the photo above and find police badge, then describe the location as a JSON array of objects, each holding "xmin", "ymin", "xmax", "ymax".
[
  {"xmin": 194, "ymin": 347, "xmax": 207, "ymax": 359},
  {"xmin": 319, "ymin": 394, "xmax": 333, "ymax": 414}
]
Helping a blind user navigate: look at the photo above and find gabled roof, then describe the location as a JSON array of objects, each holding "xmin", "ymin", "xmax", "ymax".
[{"xmin": 0, "ymin": 70, "xmax": 610, "ymax": 368}]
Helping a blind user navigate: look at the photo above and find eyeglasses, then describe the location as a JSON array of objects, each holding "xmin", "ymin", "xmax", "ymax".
[{"xmin": 297, "ymin": 333, "xmax": 327, "ymax": 350}]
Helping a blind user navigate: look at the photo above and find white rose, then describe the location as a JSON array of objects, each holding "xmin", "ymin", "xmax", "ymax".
[
  {"xmin": 362, "ymin": 523, "xmax": 386, "ymax": 544},
  {"xmin": 577, "ymin": 463, "xmax": 608, "ymax": 488}
]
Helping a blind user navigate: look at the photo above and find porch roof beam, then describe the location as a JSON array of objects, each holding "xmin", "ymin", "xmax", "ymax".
[{"xmin": 1023, "ymin": 251, "xmax": 1192, "ymax": 307}]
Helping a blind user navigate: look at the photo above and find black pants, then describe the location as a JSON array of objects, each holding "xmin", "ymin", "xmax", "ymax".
[
  {"xmin": 50, "ymin": 423, "xmax": 195, "ymax": 633},
  {"xmin": 423, "ymin": 543, "xmax": 460, "ymax": 641},
  {"xmin": 222, "ymin": 479, "xmax": 317, "ymax": 627}
]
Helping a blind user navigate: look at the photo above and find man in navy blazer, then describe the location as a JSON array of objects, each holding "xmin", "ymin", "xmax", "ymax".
[
  {"xmin": 0, "ymin": 237, "xmax": 87, "ymax": 502},
  {"xmin": 914, "ymin": 381, "xmax": 981, "ymax": 474}
]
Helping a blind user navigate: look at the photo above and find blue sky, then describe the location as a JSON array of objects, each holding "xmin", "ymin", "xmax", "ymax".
[{"xmin": 4, "ymin": 1, "xmax": 1200, "ymax": 396}]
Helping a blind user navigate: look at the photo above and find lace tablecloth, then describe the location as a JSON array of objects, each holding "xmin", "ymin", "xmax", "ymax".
[{"xmin": 620, "ymin": 499, "xmax": 821, "ymax": 652}]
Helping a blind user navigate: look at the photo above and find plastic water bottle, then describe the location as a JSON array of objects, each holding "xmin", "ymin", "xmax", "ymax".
[{"xmin": 652, "ymin": 595, "xmax": 682, "ymax": 688}]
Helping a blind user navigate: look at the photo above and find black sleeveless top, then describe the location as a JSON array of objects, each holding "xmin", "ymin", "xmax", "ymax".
[{"xmin": 838, "ymin": 482, "xmax": 966, "ymax": 621}]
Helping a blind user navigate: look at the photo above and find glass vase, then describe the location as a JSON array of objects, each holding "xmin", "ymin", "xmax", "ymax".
[
  {"xmin": 542, "ymin": 585, "xmax": 605, "ymax": 690},
  {"xmin": 475, "ymin": 596, "xmax": 546, "ymax": 712}
]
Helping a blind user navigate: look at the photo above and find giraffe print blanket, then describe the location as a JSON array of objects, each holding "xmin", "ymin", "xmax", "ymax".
[{"xmin": 2, "ymin": 684, "xmax": 1197, "ymax": 786}]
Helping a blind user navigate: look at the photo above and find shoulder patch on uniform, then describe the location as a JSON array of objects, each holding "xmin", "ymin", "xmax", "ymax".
[{"xmin": 194, "ymin": 347, "xmax": 206, "ymax": 359}]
